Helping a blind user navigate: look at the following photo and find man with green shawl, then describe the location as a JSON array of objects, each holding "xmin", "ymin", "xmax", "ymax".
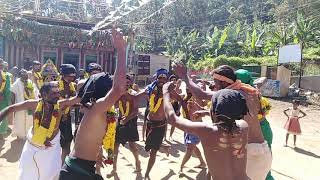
[
  {"xmin": 0, "ymin": 59, "xmax": 11, "ymax": 137},
  {"xmin": 235, "ymin": 69, "xmax": 274, "ymax": 180}
]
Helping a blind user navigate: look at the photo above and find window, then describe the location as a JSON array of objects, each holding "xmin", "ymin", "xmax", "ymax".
[
  {"xmin": 43, "ymin": 51, "xmax": 57, "ymax": 65},
  {"xmin": 63, "ymin": 53, "xmax": 79, "ymax": 70},
  {"xmin": 85, "ymin": 55, "xmax": 97, "ymax": 68}
]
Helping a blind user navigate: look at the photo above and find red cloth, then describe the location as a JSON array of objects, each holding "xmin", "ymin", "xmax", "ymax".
[{"xmin": 284, "ymin": 117, "xmax": 301, "ymax": 135}]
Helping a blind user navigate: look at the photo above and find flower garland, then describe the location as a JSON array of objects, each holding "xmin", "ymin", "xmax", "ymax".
[
  {"xmin": 119, "ymin": 101, "xmax": 130, "ymax": 117},
  {"xmin": 31, "ymin": 101, "xmax": 60, "ymax": 146},
  {"xmin": 24, "ymin": 80, "xmax": 35, "ymax": 100},
  {"xmin": 102, "ymin": 106, "xmax": 117, "ymax": 165},
  {"xmin": 33, "ymin": 71, "xmax": 43, "ymax": 89},
  {"xmin": 149, "ymin": 94, "xmax": 163, "ymax": 113},
  {"xmin": 0, "ymin": 71, "xmax": 7, "ymax": 94},
  {"xmin": 258, "ymin": 97, "xmax": 271, "ymax": 120},
  {"xmin": 59, "ymin": 79, "xmax": 76, "ymax": 115}
]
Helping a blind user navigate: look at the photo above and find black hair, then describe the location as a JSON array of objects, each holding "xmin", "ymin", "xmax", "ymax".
[
  {"xmin": 169, "ymin": 74, "xmax": 177, "ymax": 81},
  {"xmin": 18, "ymin": 69, "xmax": 27, "ymax": 77},
  {"xmin": 211, "ymin": 89, "xmax": 248, "ymax": 133},
  {"xmin": 212, "ymin": 65, "xmax": 237, "ymax": 82},
  {"xmin": 293, "ymin": 99, "xmax": 300, "ymax": 105},
  {"xmin": 40, "ymin": 82, "xmax": 55, "ymax": 95}
]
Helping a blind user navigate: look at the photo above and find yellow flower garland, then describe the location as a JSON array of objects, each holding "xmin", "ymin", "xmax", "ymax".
[
  {"xmin": 31, "ymin": 101, "xmax": 60, "ymax": 146},
  {"xmin": 24, "ymin": 80, "xmax": 35, "ymax": 100},
  {"xmin": 119, "ymin": 101, "xmax": 130, "ymax": 117},
  {"xmin": 102, "ymin": 106, "xmax": 117, "ymax": 165},
  {"xmin": 59, "ymin": 79, "xmax": 76, "ymax": 115},
  {"xmin": 0, "ymin": 71, "xmax": 7, "ymax": 93},
  {"xmin": 33, "ymin": 71, "xmax": 43, "ymax": 89},
  {"xmin": 149, "ymin": 94, "xmax": 163, "ymax": 113},
  {"xmin": 258, "ymin": 97, "xmax": 271, "ymax": 121}
]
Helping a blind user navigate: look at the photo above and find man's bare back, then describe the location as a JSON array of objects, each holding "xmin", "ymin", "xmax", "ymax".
[{"xmin": 201, "ymin": 121, "xmax": 248, "ymax": 180}]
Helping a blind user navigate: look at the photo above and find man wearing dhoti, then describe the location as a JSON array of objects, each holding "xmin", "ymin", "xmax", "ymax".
[
  {"xmin": 11, "ymin": 69, "xmax": 39, "ymax": 139},
  {"xmin": 0, "ymin": 82, "xmax": 80, "ymax": 180}
]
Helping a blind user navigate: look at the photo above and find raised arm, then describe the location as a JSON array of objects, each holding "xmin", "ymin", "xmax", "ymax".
[
  {"xmin": 92, "ymin": 28, "xmax": 127, "ymax": 113},
  {"xmin": 174, "ymin": 63, "xmax": 214, "ymax": 101},
  {"xmin": 59, "ymin": 96, "xmax": 81, "ymax": 109},
  {"xmin": 0, "ymin": 100, "xmax": 38, "ymax": 121},
  {"xmin": 163, "ymin": 82, "xmax": 213, "ymax": 138}
]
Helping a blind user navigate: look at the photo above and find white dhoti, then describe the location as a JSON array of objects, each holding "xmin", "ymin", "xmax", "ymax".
[
  {"xmin": 11, "ymin": 78, "xmax": 39, "ymax": 139},
  {"xmin": 246, "ymin": 141, "xmax": 272, "ymax": 180},
  {"xmin": 12, "ymin": 111, "xmax": 33, "ymax": 139},
  {"xmin": 18, "ymin": 128, "xmax": 62, "ymax": 180}
]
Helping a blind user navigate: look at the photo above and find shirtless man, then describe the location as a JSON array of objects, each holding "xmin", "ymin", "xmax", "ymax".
[
  {"xmin": 110, "ymin": 75, "xmax": 143, "ymax": 176},
  {"xmin": 59, "ymin": 28, "xmax": 127, "ymax": 180},
  {"xmin": 144, "ymin": 68, "xmax": 171, "ymax": 179},
  {"xmin": 174, "ymin": 64, "xmax": 272, "ymax": 180},
  {"xmin": 163, "ymin": 82, "xmax": 249, "ymax": 180},
  {"xmin": 0, "ymin": 82, "xmax": 80, "ymax": 180}
]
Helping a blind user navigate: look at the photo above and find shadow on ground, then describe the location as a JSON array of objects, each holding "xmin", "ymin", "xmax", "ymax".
[
  {"xmin": 0, "ymin": 138, "xmax": 25, "ymax": 162},
  {"xmin": 293, "ymin": 147, "xmax": 320, "ymax": 159}
]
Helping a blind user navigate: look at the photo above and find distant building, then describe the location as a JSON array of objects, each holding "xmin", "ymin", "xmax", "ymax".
[{"xmin": 0, "ymin": 14, "xmax": 116, "ymax": 73}]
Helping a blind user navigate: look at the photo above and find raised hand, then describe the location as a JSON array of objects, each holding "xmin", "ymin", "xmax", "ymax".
[
  {"xmin": 112, "ymin": 26, "xmax": 127, "ymax": 51},
  {"xmin": 173, "ymin": 63, "xmax": 188, "ymax": 80},
  {"xmin": 163, "ymin": 82, "xmax": 176, "ymax": 94},
  {"xmin": 112, "ymin": 26, "xmax": 127, "ymax": 95}
]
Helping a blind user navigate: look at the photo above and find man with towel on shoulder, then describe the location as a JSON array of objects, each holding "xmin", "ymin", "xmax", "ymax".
[{"xmin": 174, "ymin": 64, "xmax": 272, "ymax": 180}]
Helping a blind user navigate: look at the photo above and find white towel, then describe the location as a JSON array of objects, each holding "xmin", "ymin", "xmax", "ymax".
[
  {"xmin": 246, "ymin": 141, "xmax": 272, "ymax": 180},
  {"xmin": 18, "ymin": 128, "xmax": 62, "ymax": 180}
]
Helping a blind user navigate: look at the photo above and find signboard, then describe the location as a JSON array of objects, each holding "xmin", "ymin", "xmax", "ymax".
[
  {"xmin": 137, "ymin": 55, "xmax": 150, "ymax": 75},
  {"xmin": 260, "ymin": 79, "xmax": 281, "ymax": 97},
  {"xmin": 278, "ymin": 44, "xmax": 302, "ymax": 64}
]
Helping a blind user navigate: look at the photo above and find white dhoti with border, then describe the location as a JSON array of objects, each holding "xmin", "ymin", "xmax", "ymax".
[
  {"xmin": 18, "ymin": 128, "xmax": 62, "ymax": 180},
  {"xmin": 246, "ymin": 141, "xmax": 272, "ymax": 180}
]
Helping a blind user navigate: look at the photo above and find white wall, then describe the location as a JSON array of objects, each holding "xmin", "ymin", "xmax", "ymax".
[{"xmin": 149, "ymin": 54, "xmax": 170, "ymax": 76}]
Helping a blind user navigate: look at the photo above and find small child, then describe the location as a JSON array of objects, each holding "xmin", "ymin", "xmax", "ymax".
[{"xmin": 283, "ymin": 100, "xmax": 307, "ymax": 147}]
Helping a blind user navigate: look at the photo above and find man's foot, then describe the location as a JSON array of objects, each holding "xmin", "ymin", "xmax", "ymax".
[
  {"xmin": 168, "ymin": 136, "xmax": 173, "ymax": 141},
  {"xmin": 178, "ymin": 170, "xmax": 185, "ymax": 177},
  {"xmin": 161, "ymin": 144, "xmax": 170, "ymax": 157},
  {"xmin": 283, "ymin": 144, "xmax": 288, "ymax": 147},
  {"xmin": 195, "ymin": 163, "xmax": 207, "ymax": 169},
  {"xmin": 107, "ymin": 169, "xmax": 117, "ymax": 178}
]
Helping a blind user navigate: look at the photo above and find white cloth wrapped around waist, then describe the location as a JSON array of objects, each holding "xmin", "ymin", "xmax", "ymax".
[
  {"xmin": 246, "ymin": 141, "xmax": 272, "ymax": 180},
  {"xmin": 247, "ymin": 141, "xmax": 270, "ymax": 156},
  {"xmin": 18, "ymin": 127, "xmax": 61, "ymax": 180}
]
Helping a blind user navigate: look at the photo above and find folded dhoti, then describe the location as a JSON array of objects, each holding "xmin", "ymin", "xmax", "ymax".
[
  {"xmin": 246, "ymin": 141, "xmax": 272, "ymax": 180},
  {"xmin": 18, "ymin": 128, "xmax": 62, "ymax": 180}
]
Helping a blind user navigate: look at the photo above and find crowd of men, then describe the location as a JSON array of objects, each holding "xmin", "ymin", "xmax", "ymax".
[{"xmin": 0, "ymin": 29, "xmax": 274, "ymax": 180}]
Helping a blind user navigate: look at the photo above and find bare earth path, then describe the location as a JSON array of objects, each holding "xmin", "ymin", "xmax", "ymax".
[{"xmin": 0, "ymin": 99, "xmax": 319, "ymax": 180}]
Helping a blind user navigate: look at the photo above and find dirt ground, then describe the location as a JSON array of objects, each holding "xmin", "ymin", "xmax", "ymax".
[{"xmin": 0, "ymin": 99, "xmax": 319, "ymax": 180}]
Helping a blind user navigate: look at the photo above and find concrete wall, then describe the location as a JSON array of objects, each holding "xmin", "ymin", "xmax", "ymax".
[
  {"xmin": 149, "ymin": 54, "xmax": 170, "ymax": 76},
  {"xmin": 291, "ymin": 76, "xmax": 320, "ymax": 92}
]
